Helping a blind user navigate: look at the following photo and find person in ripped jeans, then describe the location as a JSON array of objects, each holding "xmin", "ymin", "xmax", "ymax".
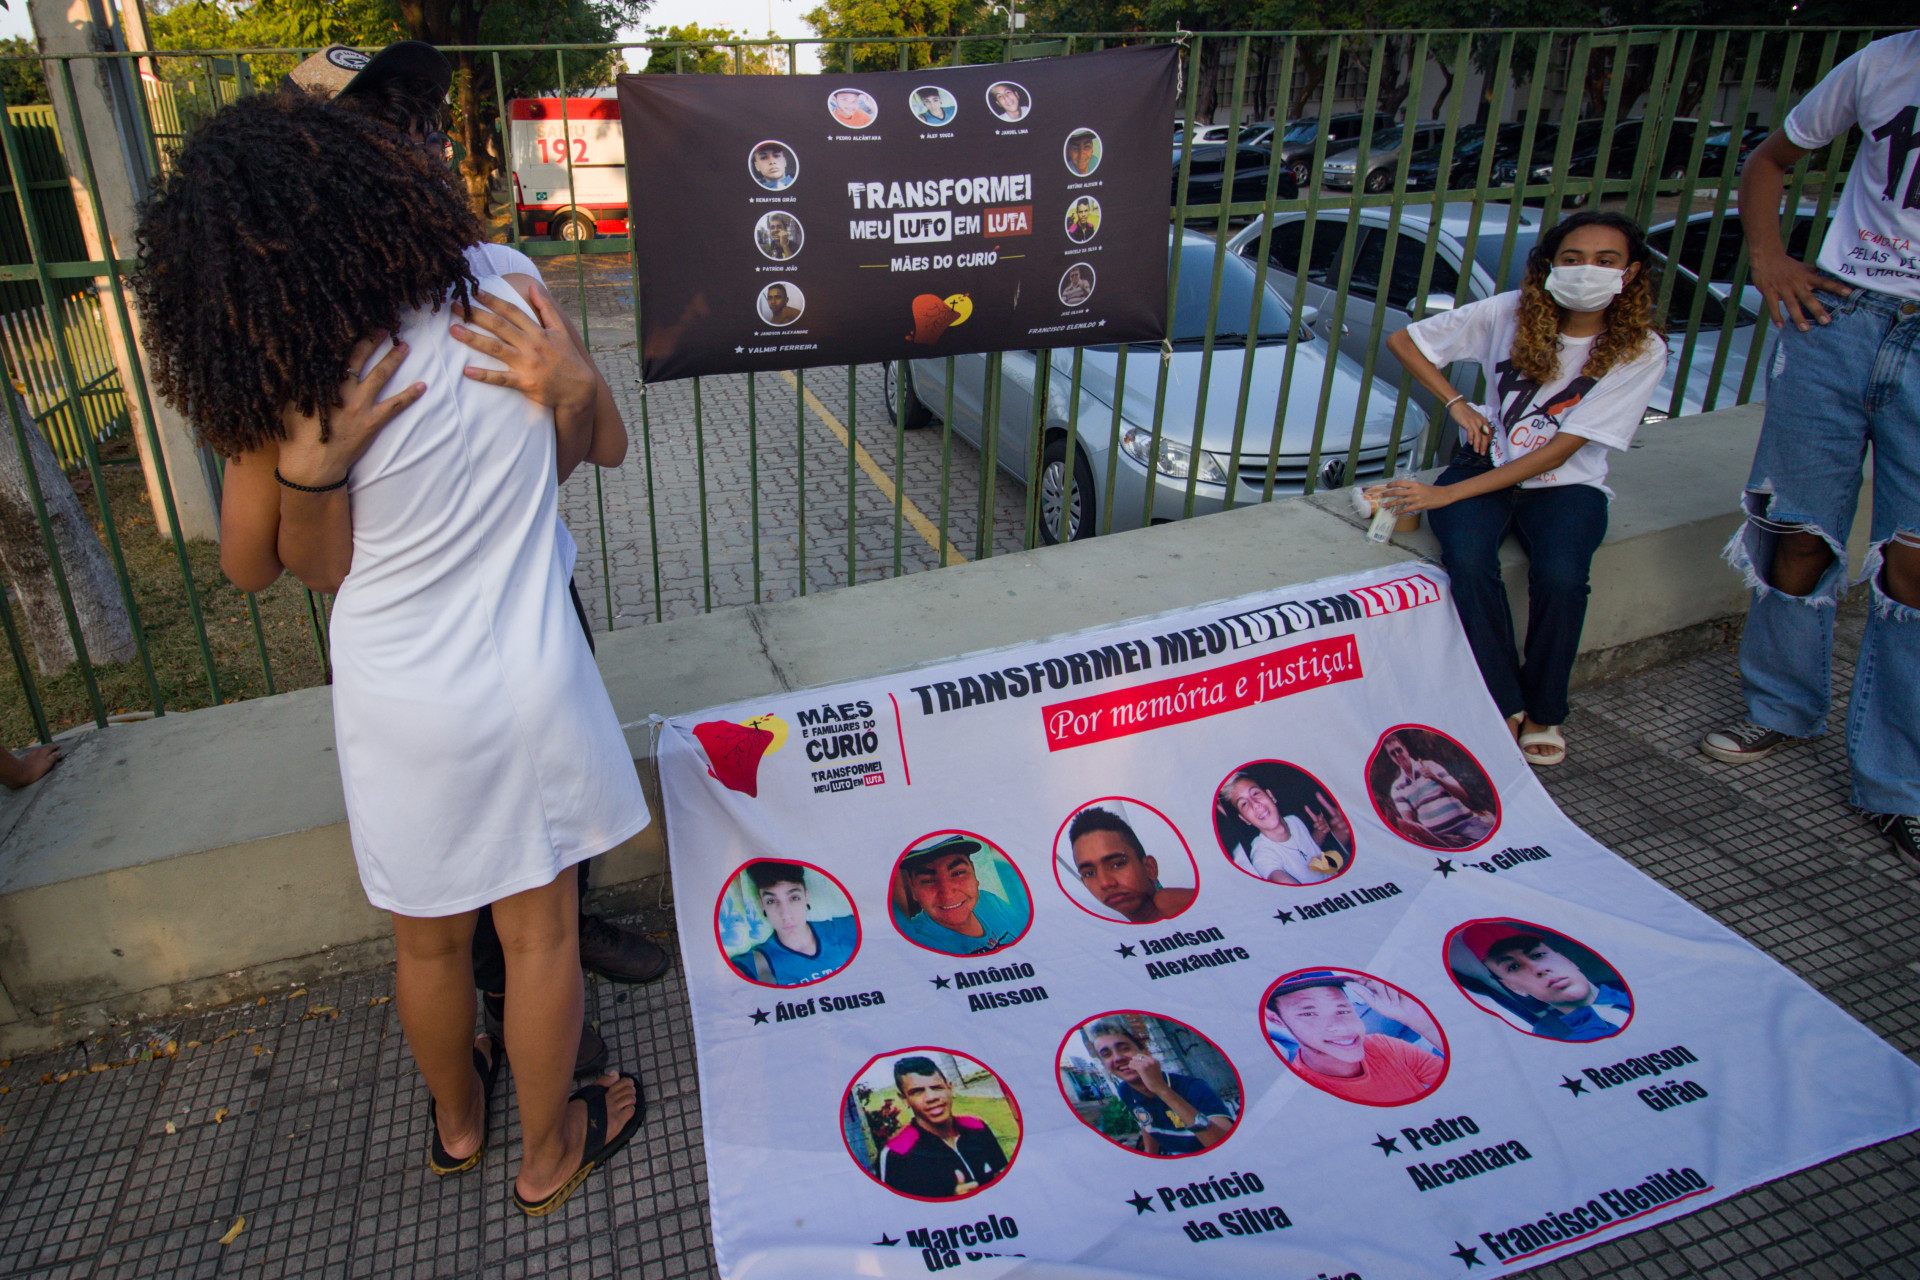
[{"xmin": 1700, "ymin": 31, "xmax": 1920, "ymax": 866}]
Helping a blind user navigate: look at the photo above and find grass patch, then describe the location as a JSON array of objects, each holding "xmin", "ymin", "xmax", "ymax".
[{"xmin": 0, "ymin": 434, "xmax": 330, "ymax": 746}]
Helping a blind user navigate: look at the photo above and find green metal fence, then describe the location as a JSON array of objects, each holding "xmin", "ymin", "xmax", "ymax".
[{"xmin": 0, "ymin": 27, "xmax": 1890, "ymax": 745}]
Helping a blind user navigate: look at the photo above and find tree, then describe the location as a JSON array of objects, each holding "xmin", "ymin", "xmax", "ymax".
[
  {"xmin": 0, "ymin": 386, "xmax": 135, "ymax": 675},
  {"xmin": 0, "ymin": 37, "xmax": 48, "ymax": 106},
  {"xmin": 801, "ymin": 0, "xmax": 989, "ymax": 73},
  {"xmin": 640, "ymin": 25, "xmax": 785, "ymax": 75}
]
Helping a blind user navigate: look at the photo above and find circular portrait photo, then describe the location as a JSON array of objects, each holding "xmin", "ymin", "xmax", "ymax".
[
  {"xmin": 986, "ymin": 81, "xmax": 1030, "ymax": 123},
  {"xmin": 1446, "ymin": 919, "xmax": 1634, "ymax": 1043},
  {"xmin": 756, "ymin": 281, "xmax": 805, "ymax": 327},
  {"xmin": 1260, "ymin": 968, "xmax": 1449, "ymax": 1107},
  {"xmin": 1058, "ymin": 263, "xmax": 1096, "ymax": 307},
  {"xmin": 1367, "ymin": 725, "xmax": 1501, "ymax": 851},
  {"xmin": 1063, "ymin": 128, "xmax": 1102, "ymax": 177},
  {"xmin": 1053, "ymin": 797, "xmax": 1197, "ymax": 925},
  {"xmin": 889, "ymin": 831, "xmax": 1032, "ymax": 958},
  {"xmin": 754, "ymin": 211, "xmax": 803, "ymax": 262},
  {"xmin": 910, "ymin": 85, "xmax": 957, "ymax": 126},
  {"xmin": 1213, "ymin": 761, "xmax": 1354, "ymax": 886},
  {"xmin": 1064, "ymin": 196, "xmax": 1101, "ymax": 243},
  {"xmin": 714, "ymin": 859, "xmax": 859, "ymax": 988},
  {"xmin": 827, "ymin": 86, "xmax": 878, "ymax": 129},
  {"xmin": 1057, "ymin": 1012, "xmax": 1241, "ymax": 1158},
  {"xmin": 747, "ymin": 139, "xmax": 796, "ymax": 191},
  {"xmin": 842, "ymin": 1047, "xmax": 1021, "ymax": 1201}
]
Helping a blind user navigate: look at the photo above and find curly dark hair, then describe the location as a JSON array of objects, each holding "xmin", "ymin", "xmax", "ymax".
[
  {"xmin": 134, "ymin": 90, "xmax": 480, "ymax": 456},
  {"xmin": 1510, "ymin": 210, "xmax": 1662, "ymax": 388}
]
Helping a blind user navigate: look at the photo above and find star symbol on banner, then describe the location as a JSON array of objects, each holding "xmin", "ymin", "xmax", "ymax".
[
  {"xmin": 1115, "ymin": 943, "xmax": 1137, "ymax": 958},
  {"xmin": 930, "ymin": 975, "xmax": 951, "ymax": 989},
  {"xmin": 1433, "ymin": 858, "xmax": 1457, "ymax": 878},
  {"xmin": 1450, "ymin": 1241, "xmax": 1484, "ymax": 1268},
  {"xmin": 1558, "ymin": 1075, "xmax": 1589, "ymax": 1097},
  {"xmin": 734, "ymin": 346, "xmax": 744, "ymax": 353},
  {"xmin": 1126, "ymin": 1191, "xmax": 1156, "ymax": 1214},
  {"xmin": 1273, "ymin": 908, "xmax": 1295, "ymax": 924},
  {"xmin": 874, "ymin": 1234, "xmax": 900, "ymax": 1247},
  {"xmin": 1371, "ymin": 1133, "xmax": 1400, "ymax": 1156},
  {"xmin": 749, "ymin": 1009, "xmax": 770, "ymax": 1025}
]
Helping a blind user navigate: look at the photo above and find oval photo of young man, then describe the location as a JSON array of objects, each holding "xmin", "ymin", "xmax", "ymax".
[
  {"xmin": 714, "ymin": 858, "xmax": 860, "ymax": 988},
  {"xmin": 1366, "ymin": 725, "xmax": 1501, "ymax": 851},
  {"xmin": 1053, "ymin": 797, "xmax": 1198, "ymax": 924},
  {"xmin": 1260, "ymin": 968, "xmax": 1449, "ymax": 1107},
  {"xmin": 842, "ymin": 1047, "xmax": 1022, "ymax": 1202},
  {"xmin": 889, "ymin": 831, "xmax": 1032, "ymax": 957},
  {"xmin": 1445, "ymin": 919, "xmax": 1634, "ymax": 1042},
  {"xmin": 1057, "ymin": 1012, "xmax": 1242, "ymax": 1157},
  {"xmin": 1212, "ymin": 760, "xmax": 1355, "ymax": 886}
]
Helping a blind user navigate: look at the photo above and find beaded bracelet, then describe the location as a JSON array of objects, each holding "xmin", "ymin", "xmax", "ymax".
[{"xmin": 275, "ymin": 468, "xmax": 349, "ymax": 493}]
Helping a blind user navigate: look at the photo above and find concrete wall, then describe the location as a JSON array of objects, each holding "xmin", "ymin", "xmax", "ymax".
[{"xmin": 0, "ymin": 401, "xmax": 1841, "ymax": 1055}]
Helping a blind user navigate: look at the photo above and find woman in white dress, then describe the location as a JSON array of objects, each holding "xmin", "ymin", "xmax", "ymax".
[{"xmin": 135, "ymin": 92, "xmax": 645, "ymax": 1215}]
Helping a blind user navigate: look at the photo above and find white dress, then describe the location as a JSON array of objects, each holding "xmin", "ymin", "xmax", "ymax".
[{"xmin": 328, "ymin": 274, "xmax": 650, "ymax": 916}]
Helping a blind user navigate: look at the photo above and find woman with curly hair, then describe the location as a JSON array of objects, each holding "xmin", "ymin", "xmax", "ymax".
[
  {"xmin": 134, "ymin": 91, "xmax": 646, "ymax": 1215},
  {"xmin": 1370, "ymin": 212, "xmax": 1668, "ymax": 766}
]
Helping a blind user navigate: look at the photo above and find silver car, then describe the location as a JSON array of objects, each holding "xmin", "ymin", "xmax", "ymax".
[
  {"xmin": 1225, "ymin": 203, "xmax": 1772, "ymax": 429},
  {"xmin": 884, "ymin": 232, "xmax": 1420, "ymax": 542},
  {"xmin": 1321, "ymin": 122, "xmax": 1449, "ymax": 193}
]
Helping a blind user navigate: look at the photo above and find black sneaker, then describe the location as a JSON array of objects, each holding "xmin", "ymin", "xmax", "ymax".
[
  {"xmin": 579, "ymin": 914, "xmax": 673, "ymax": 986},
  {"xmin": 1866, "ymin": 813, "xmax": 1920, "ymax": 867},
  {"xmin": 1700, "ymin": 719, "xmax": 1795, "ymax": 764}
]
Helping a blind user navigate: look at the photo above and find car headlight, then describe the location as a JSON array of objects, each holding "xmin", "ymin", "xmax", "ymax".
[
  {"xmin": 1640, "ymin": 407, "xmax": 1671, "ymax": 425},
  {"xmin": 1529, "ymin": 164, "xmax": 1554, "ymax": 179},
  {"xmin": 1121, "ymin": 426, "xmax": 1229, "ymax": 483}
]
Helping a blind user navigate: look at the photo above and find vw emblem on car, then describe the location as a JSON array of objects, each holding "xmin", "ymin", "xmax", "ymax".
[{"xmin": 1319, "ymin": 459, "xmax": 1347, "ymax": 490}]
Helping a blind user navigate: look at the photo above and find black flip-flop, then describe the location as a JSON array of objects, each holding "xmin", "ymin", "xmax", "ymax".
[
  {"xmin": 428, "ymin": 1037, "xmax": 501, "ymax": 1176},
  {"xmin": 513, "ymin": 1070, "xmax": 646, "ymax": 1216}
]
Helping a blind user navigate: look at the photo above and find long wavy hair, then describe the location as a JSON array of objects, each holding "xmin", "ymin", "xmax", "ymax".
[
  {"xmin": 1509, "ymin": 211, "xmax": 1661, "ymax": 387},
  {"xmin": 134, "ymin": 91, "xmax": 479, "ymax": 456}
]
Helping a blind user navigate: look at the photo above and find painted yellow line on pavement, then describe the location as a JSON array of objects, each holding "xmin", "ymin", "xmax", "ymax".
[{"xmin": 778, "ymin": 370, "xmax": 968, "ymax": 567}]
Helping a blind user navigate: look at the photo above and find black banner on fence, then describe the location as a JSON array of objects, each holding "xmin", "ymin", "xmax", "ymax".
[{"xmin": 619, "ymin": 45, "xmax": 1178, "ymax": 382}]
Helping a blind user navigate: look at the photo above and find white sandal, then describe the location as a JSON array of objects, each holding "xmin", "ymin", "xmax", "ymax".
[{"xmin": 1519, "ymin": 725, "xmax": 1567, "ymax": 767}]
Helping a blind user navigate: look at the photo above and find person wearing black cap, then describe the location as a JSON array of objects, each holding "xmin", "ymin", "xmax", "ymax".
[
  {"xmin": 1265, "ymin": 971, "xmax": 1445, "ymax": 1105},
  {"xmin": 283, "ymin": 42, "xmax": 670, "ymax": 1074},
  {"xmin": 891, "ymin": 834, "xmax": 1029, "ymax": 956}
]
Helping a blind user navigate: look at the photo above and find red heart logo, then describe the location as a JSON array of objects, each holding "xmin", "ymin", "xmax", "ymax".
[{"xmin": 693, "ymin": 720, "xmax": 774, "ymax": 797}]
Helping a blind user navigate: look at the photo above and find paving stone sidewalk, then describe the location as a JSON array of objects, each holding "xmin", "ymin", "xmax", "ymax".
[{"xmin": 1, "ymin": 611, "xmax": 1916, "ymax": 1279}]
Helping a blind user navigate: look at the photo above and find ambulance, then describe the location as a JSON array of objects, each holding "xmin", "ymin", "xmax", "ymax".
[{"xmin": 507, "ymin": 90, "xmax": 628, "ymax": 240}]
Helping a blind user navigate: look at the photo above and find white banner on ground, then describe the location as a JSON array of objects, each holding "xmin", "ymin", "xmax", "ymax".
[{"xmin": 659, "ymin": 562, "xmax": 1920, "ymax": 1280}]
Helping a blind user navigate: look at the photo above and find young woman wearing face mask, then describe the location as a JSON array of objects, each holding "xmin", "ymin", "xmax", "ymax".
[{"xmin": 1368, "ymin": 212, "xmax": 1668, "ymax": 766}]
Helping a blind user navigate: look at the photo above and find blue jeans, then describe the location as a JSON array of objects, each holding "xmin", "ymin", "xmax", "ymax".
[
  {"xmin": 1428, "ymin": 454, "xmax": 1609, "ymax": 726},
  {"xmin": 1730, "ymin": 286, "xmax": 1920, "ymax": 814}
]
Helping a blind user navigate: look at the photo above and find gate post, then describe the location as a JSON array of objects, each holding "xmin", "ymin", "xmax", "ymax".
[{"xmin": 27, "ymin": 0, "xmax": 219, "ymax": 541}]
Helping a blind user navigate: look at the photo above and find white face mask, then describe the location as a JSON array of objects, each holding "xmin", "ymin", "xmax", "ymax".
[{"xmin": 1545, "ymin": 264, "xmax": 1626, "ymax": 312}]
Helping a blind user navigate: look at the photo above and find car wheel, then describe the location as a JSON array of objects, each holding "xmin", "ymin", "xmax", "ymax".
[
  {"xmin": 883, "ymin": 360, "xmax": 935, "ymax": 429},
  {"xmin": 1564, "ymin": 191, "xmax": 1590, "ymax": 208},
  {"xmin": 1037, "ymin": 438, "xmax": 1096, "ymax": 544},
  {"xmin": 1363, "ymin": 167, "xmax": 1392, "ymax": 194},
  {"xmin": 552, "ymin": 210, "xmax": 596, "ymax": 242},
  {"xmin": 1289, "ymin": 159, "xmax": 1310, "ymax": 186}
]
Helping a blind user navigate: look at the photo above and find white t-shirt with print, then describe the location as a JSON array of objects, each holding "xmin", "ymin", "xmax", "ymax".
[
  {"xmin": 1784, "ymin": 31, "xmax": 1920, "ymax": 301},
  {"xmin": 459, "ymin": 242, "xmax": 582, "ymax": 579},
  {"xmin": 1406, "ymin": 291, "xmax": 1667, "ymax": 499}
]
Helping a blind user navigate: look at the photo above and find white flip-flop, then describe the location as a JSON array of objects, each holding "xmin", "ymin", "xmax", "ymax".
[{"xmin": 1519, "ymin": 725, "xmax": 1567, "ymax": 767}]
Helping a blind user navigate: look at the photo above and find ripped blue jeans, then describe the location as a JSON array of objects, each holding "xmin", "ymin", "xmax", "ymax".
[{"xmin": 1729, "ymin": 286, "xmax": 1920, "ymax": 814}]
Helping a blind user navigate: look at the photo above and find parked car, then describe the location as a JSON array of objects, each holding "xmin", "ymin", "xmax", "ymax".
[
  {"xmin": 1699, "ymin": 123, "xmax": 1770, "ymax": 178},
  {"xmin": 1272, "ymin": 113, "xmax": 1398, "ymax": 186},
  {"xmin": 1225, "ymin": 201, "xmax": 1772, "ymax": 430},
  {"xmin": 1321, "ymin": 121, "xmax": 1449, "ymax": 193},
  {"xmin": 884, "ymin": 233, "xmax": 1416, "ymax": 540},
  {"xmin": 1404, "ymin": 122, "xmax": 1535, "ymax": 191},
  {"xmin": 1496, "ymin": 118, "xmax": 1725, "ymax": 201},
  {"xmin": 1175, "ymin": 144, "xmax": 1299, "ymax": 211},
  {"xmin": 1179, "ymin": 123, "xmax": 1236, "ymax": 145},
  {"xmin": 1239, "ymin": 123, "xmax": 1275, "ymax": 147}
]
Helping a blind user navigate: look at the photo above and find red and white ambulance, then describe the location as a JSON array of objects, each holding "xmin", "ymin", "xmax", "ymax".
[{"xmin": 507, "ymin": 91, "xmax": 628, "ymax": 240}]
